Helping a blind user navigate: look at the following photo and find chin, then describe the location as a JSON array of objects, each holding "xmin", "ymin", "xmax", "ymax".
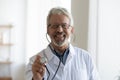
[{"xmin": 54, "ymin": 40, "xmax": 68, "ymax": 47}]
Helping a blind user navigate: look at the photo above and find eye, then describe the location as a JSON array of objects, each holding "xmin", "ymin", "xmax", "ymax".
[
  {"xmin": 52, "ymin": 24, "xmax": 59, "ymax": 28},
  {"xmin": 62, "ymin": 24, "xmax": 70, "ymax": 29},
  {"xmin": 62, "ymin": 24, "xmax": 66, "ymax": 28}
]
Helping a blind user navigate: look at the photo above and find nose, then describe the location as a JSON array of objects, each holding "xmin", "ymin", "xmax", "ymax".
[{"xmin": 56, "ymin": 25, "xmax": 63, "ymax": 32}]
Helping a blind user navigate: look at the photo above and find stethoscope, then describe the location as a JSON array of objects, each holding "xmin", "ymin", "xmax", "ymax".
[
  {"xmin": 48, "ymin": 45, "xmax": 61, "ymax": 80},
  {"xmin": 41, "ymin": 45, "xmax": 61, "ymax": 80},
  {"xmin": 45, "ymin": 33, "xmax": 67, "ymax": 80}
]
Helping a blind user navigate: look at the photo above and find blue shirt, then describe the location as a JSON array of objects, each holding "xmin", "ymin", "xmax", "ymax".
[{"xmin": 49, "ymin": 45, "xmax": 69, "ymax": 65}]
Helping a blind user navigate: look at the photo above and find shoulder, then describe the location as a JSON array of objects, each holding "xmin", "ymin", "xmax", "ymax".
[
  {"xmin": 73, "ymin": 46, "xmax": 96, "ymax": 67},
  {"xmin": 72, "ymin": 46, "xmax": 93, "ymax": 62},
  {"xmin": 73, "ymin": 46, "xmax": 91, "ymax": 56}
]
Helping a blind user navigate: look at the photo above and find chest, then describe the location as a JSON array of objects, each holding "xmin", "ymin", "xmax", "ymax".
[{"xmin": 45, "ymin": 56, "xmax": 89, "ymax": 80}]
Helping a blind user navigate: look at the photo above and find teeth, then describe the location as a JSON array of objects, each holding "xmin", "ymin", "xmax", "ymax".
[
  {"xmin": 55, "ymin": 35, "xmax": 64, "ymax": 40},
  {"xmin": 56, "ymin": 34, "xmax": 63, "ymax": 37},
  {"xmin": 57, "ymin": 35, "xmax": 63, "ymax": 38}
]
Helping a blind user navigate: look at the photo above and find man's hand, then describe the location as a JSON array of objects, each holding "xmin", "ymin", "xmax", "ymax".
[{"xmin": 32, "ymin": 55, "xmax": 46, "ymax": 80}]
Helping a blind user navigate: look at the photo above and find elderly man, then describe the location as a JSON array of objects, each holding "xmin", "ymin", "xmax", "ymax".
[{"xmin": 26, "ymin": 7, "xmax": 100, "ymax": 80}]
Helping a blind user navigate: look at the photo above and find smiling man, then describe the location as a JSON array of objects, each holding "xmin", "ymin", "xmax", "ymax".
[{"xmin": 26, "ymin": 7, "xmax": 100, "ymax": 80}]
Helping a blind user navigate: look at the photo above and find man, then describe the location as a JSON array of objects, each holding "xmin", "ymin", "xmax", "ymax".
[{"xmin": 26, "ymin": 7, "xmax": 100, "ymax": 80}]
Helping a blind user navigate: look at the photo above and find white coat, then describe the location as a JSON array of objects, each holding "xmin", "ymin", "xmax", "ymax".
[{"xmin": 26, "ymin": 44, "xmax": 100, "ymax": 80}]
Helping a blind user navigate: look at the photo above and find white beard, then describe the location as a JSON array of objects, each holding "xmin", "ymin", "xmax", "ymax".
[{"xmin": 53, "ymin": 38, "xmax": 68, "ymax": 47}]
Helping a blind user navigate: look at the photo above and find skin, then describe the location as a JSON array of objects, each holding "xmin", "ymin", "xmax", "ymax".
[
  {"xmin": 32, "ymin": 55, "xmax": 46, "ymax": 80},
  {"xmin": 32, "ymin": 14, "xmax": 74, "ymax": 80}
]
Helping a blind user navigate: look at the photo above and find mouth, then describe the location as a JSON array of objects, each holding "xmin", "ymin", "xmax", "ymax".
[
  {"xmin": 54, "ymin": 33, "xmax": 65, "ymax": 41},
  {"xmin": 51, "ymin": 32, "xmax": 67, "ymax": 46}
]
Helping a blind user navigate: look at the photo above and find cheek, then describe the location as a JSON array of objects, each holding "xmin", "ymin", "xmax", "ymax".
[
  {"xmin": 47, "ymin": 30, "xmax": 54, "ymax": 37},
  {"xmin": 66, "ymin": 30, "xmax": 71, "ymax": 35}
]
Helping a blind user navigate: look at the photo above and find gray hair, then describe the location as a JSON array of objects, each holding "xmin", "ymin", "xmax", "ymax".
[{"xmin": 47, "ymin": 7, "xmax": 74, "ymax": 26}]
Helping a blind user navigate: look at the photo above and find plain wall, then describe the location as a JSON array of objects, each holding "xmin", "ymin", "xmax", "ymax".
[
  {"xmin": 71, "ymin": 0, "xmax": 89, "ymax": 50},
  {"xmin": 98, "ymin": 0, "xmax": 120, "ymax": 80}
]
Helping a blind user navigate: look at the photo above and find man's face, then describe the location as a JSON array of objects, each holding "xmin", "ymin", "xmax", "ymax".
[{"xmin": 47, "ymin": 14, "xmax": 73, "ymax": 47}]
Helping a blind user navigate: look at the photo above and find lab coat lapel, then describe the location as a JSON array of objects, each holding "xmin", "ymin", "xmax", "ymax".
[
  {"xmin": 44, "ymin": 44, "xmax": 76, "ymax": 66},
  {"xmin": 66, "ymin": 44, "xmax": 76, "ymax": 64},
  {"xmin": 44, "ymin": 45, "xmax": 64, "ymax": 67}
]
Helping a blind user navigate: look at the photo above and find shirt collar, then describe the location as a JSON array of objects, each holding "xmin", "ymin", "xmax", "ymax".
[
  {"xmin": 49, "ymin": 44, "xmax": 69, "ymax": 65},
  {"xmin": 44, "ymin": 44, "xmax": 76, "ymax": 65}
]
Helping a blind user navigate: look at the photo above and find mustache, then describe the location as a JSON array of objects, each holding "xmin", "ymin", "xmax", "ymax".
[{"xmin": 54, "ymin": 32, "xmax": 65, "ymax": 35}]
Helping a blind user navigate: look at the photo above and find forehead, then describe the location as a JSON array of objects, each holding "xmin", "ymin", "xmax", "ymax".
[{"xmin": 49, "ymin": 14, "xmax": 70, "ymax": 24}]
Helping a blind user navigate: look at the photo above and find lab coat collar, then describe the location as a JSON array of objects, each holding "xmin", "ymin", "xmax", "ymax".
[
  {"xmin": 66, "ymin": 44, "xmax": 76, "ymax": 63},
  {"xmin": 44, "ymin": 44, "xmax": 76, "ymax": 67}
]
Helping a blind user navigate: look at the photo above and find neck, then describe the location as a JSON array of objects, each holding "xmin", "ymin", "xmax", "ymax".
[{"xmin": 50, "ymin": 43, "xmax": 69, "ymax": 54}]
